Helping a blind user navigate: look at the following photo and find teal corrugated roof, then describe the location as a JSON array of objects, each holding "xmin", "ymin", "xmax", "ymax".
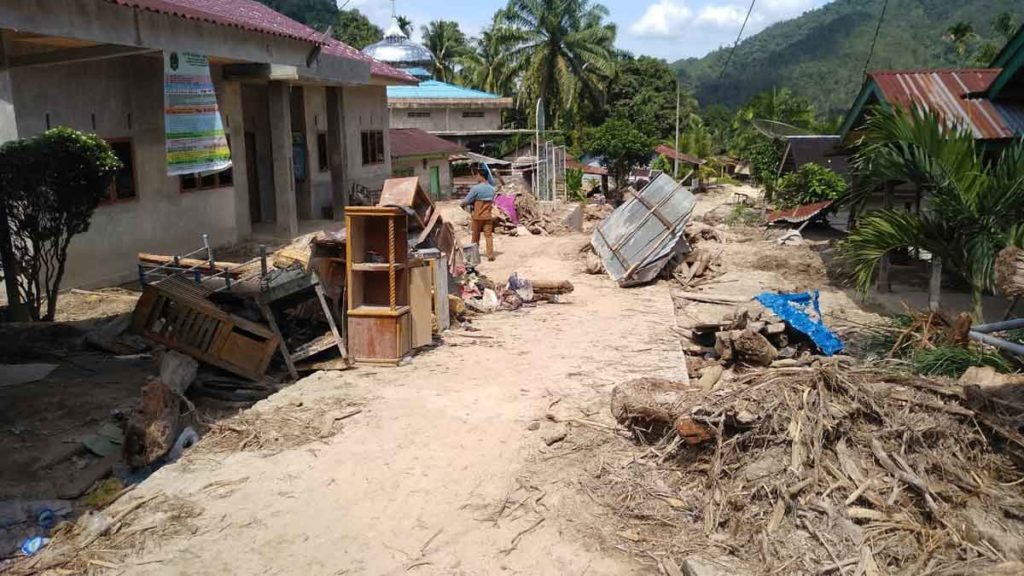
[{"xmin": 387, "ymin": 80, "xmax": 502, "ymax": 100}]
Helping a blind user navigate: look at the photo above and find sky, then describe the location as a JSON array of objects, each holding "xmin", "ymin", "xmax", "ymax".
[{"xmin": 339, "ymin": 0, "xmax": 832, "ymax": 61}]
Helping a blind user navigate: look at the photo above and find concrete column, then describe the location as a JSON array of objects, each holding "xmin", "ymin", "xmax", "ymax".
[
  {"xmin": 325, "ymin": 86, "xmax": 348, "ymax": 217},
  {"xmin": 0, "ymin": 32, "xmax": 18, "ymax": 143},
  {"xmin": 268, "ymin": 81, "xmax": 298, "ymax": 237}
]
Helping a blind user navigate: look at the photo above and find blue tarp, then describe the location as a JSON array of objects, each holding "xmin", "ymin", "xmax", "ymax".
[{"xmin": 755, "ymin": 291, "xmax": 844, "ymax": 356}]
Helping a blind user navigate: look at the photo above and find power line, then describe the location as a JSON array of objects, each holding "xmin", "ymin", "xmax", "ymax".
[
  {"xmin": 718, "ymin": 0, "xmax": 757, "ymax": 80},
  {"xmin": 861, "ymin": 0, "xmax": 889, "ymax": 78}
]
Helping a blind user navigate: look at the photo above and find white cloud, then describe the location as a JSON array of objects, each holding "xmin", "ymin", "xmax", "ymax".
[
  {"xmin": 628, "ymin": 0, "xmax": 693, "ymax": 38},
  {"xmin": 628, "ymin": 0, "xmax": 817, "ymax": 41}
]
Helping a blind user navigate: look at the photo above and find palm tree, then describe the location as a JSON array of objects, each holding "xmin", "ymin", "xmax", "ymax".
[
  {"xmin": 945, "ymin": 21, "xmax": 976, "ymax": 61},
  {"xmin": 420, "ymin": 20, "xmax": 469, "ymax": 84},
  {"xmin": 396, "ymin": 15, "xmax": 414, "ymax": 39},
  {"xmin": 458, "ymin": 24, "xmax": 517, "ymax": 96},
  {"xmin": 839, "ymin": 106, "xmax": 1024, "ymax": 320},
  {"xmin": 495, "ymin": 0, "xmax": 617, "ymax": 125}
]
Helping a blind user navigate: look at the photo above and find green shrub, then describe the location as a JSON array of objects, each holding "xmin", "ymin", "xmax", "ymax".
[
  {"xmin": 910, "ymin": 345, "xmax": 1013, "ymax": 377},
  {"xmin": 725, "ymin": 205, "xmax": 761, "ymax": 226},
  {"xmin": 0, "ymin": 127, "xmax": 121, "ymax": 321},
  {"xmin": 565, "ymin": 168, "xmax": 584, "ymax": 201},
  {"xmin": 774, "ymin": 163, "xmax": 847, "ymax": 209}
]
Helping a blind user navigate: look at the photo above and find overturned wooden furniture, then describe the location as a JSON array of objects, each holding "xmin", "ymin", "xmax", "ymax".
[
  {"xmin": 131, "ymin": 277, "xmax": 278, "ymax": 381},
  {"xmin": 346, "ymin": 206, "xmax": 413, "ymax": 365},
  {"xmin": 257, "ymin": 268, "xmax": 347, "ymax": 380}
]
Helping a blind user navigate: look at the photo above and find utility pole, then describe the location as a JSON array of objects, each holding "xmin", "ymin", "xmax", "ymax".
[{"xmin": 674, "ymin": 81, "xmax": 680, "ymax": 180}]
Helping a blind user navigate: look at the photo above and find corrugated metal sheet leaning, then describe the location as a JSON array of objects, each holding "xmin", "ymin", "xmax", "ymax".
[{"xmin": 591, "ymin": 173, "xmax": 696, "ymax": 287}]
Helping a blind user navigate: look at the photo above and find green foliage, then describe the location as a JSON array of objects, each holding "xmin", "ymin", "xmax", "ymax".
[
  {"xmin": 566, "ymin": 168, "xmax": 585, "ymax": 201},
  {"xmin": 837, "ymin": 106, "xmax": 1024, "ymax": 320},
  {"xmin": 0, "ymin": 128, "xmax": 121, "ymax": 321},
  {"xmin": 396, "ymin": 15, "xmax": 414, "ymax": 38},
  {"xmin": 335, "ymin": 9, "xmax": 383, "ymax": 49},
  {"xmin": 600, "ymin": 55, "xmax": 685, "ymax": 140},
  {"xmin": 257, "ymin": 0, "xmax": 338, "ymax": 30},
  {"xmin": 584, "ymin": 118, "xmax": 653, "ymax": 191},
  {"xmin": 459, "ymin": 15, "xmax": 518, "ymax": 96},
  {"xmin": 651, "ymin": 154, "xmax": 672, "ymax": 175},
  {"xmin": 673, "ymin": 0, "xmax": 1024, "ymax": 116},
  {"xmin": 421, "ymin": 20, "xmax": 469, "ymax": 83},
  {"xmin": 775, "ymin": 163, "xmax": 848, "ymax": 209},
  {"xmin": 910, "ymin": 345, "xmax": 1013, "ymax": 377},
  {"xmin": 741, "ymin": 139, "xmax": 785, "ymax": 192}
]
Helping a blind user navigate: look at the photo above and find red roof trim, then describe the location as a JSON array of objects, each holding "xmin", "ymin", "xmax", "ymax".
[{"xmin": 389, "ymin": 128, "xmax": 463, "ymax": 158}]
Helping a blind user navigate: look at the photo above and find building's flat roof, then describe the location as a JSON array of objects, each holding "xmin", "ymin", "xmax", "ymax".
[{"xmin": 388, "ymin": 80, "xmax": 512, "ymax": 104}]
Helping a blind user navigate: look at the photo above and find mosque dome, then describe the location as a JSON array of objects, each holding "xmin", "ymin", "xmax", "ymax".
[{"xmin": 362, "ymin": 19, "xmax": 434, "ymax": 68}]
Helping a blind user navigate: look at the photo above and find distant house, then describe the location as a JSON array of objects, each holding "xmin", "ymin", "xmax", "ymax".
[
  {"xmin": 0, "ymin": 0, "xmax": 414, "ymax": 288},
  {"xmin": 389, "ymin": 128, "xmax": 462, "ymax": 199},
  {"xmin": 776, "ymin": 135, "xmax": 848, "ymax": 177},
  {"xmin": 363, "ymin": 21, "xmax": 523, "ymax": 150},
  {"xmin": 840, "ymin": 23, "xmax": 1024, "ymax": 149},
  {"xmin": 653, "ymin": 144, "xmax": 704, "ymax": 186}
]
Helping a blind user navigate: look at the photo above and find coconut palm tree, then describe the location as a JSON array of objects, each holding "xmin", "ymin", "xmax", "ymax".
[
  {"xmin": 458, "ymin": 23, "xmax": 517, "ymax": 96},
  {"xmin": 396, "ymin": 15, "xmax": 414, "ymax": 39},
  {"xmin": 945, "ymin": 21, "xmax": 976, "ymax": 61},
  {"xmin": 420, "ymin": 20, "xmax": 469, "ymax": 84},
  {"xmin": 494, "ymin": 0, "xmax": 616, "ymax": 125},
  {"xmin": 839, "ymin": 105, "xmax": 1024, "ymax": 320}
]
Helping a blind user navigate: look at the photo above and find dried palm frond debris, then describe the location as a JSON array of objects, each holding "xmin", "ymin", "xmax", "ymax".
[{"xmin": 600, "ymin": 361, "xmax": 1024, "ymax": 574}]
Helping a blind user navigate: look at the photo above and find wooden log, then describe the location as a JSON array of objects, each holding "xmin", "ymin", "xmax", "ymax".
[
  {"xmin": 610, "ymin": 377, "xmax": 691, "ymax": 442},
  {"xmin": 137, "ymin": 252, "xmax": 243, "ymax": 275},
  {"xmin": 123, "ymin": 378, "xmax": 180, "ymax": 468},
  {"xmin": 531, "ymin": 279, "xmax": 575, "ymax": 294}
]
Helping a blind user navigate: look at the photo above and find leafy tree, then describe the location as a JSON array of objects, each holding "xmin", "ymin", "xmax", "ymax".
[
  {"xmin": 421, "ymin": 20, "xmax": 469, "ymax": 84},
  {"xmin": 566, "ymin": 168, "xmax": 585, "ymax": 201},
  {"xmin": 973, "ymin": 12, "xmax": 1018, "ymax": 65},
  {"xmin": 583, "ymin": 118, "xmax": 653, "ymax": 194},
  {"xmin": 258, "ymin": 0, "xmax": 338, "ymax": 30},
  {"xmin": 774, "ymin": 163, "xmax": 847, "ymax": 209},
  {"xmin": 495, "ymin": 0, "xmax": 617, "ymax": 126},
  {"xmin": 397, "ymin": 15, "xmax": 414, "ymax": 38},
  {"xmin": 0, "ymin": 128, "xmax": 121, "ymax": 321},
  {"xmin": 335, "ymin": 9, "xmax": 383, "ymax": 49},
  {"xmin": 602, "ymin": 55, "xmax": 685, "ymax": 139},
  {"xmin": 838, "ymin": 106, "xmax": 1024, "ymax": 320}
]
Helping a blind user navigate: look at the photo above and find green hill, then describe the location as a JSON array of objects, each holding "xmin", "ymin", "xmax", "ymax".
[{"xmin": 673, "ymin": 0, "xmax": 1024, "ymax": 117}]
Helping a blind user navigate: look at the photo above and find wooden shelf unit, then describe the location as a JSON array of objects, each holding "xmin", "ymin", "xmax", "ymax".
[{"xmin": 346, "ymin": 206, "xmax": 413, "ymax": 364}]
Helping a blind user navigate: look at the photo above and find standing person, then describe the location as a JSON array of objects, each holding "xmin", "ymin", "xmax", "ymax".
[{"xmin": 461, "ymin": 166, "xmax": 497, "ymax": 261}]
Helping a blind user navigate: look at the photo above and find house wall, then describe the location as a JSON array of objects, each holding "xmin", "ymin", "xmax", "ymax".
[
  {"xmin": 392, "ymin": 156, "xmax": 452, "ymax": 198},
  {"xmin": 389, "ymin": 107, "xmax": 501, "ymax": 133},
  {"xmin": 345, "ymin": 85, "xmax": 392, "ymax": 196},
  {"xmin": 9, "ymin": 55, "xmax": 245, "ymax": 288},
  {"xmin": 303, "ymin": 85, "xmax": 334, "ymax": 218}
]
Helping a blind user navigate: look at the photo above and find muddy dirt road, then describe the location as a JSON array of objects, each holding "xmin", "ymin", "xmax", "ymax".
[{"xmin": 86, "ymin": 232, "xmax": 683, "ymax": 575}]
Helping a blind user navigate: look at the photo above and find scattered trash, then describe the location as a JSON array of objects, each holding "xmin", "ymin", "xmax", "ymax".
[
  {"xmin": 167, "ymin": 427, "xmax": 199, "ymax": 463},
  {"xmin": 20, "ymin": 536, "xmax": 48, "ymax": 556}
]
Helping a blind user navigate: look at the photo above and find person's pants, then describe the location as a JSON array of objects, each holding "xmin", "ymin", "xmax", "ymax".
[{"xmin": 471, "ymin": 219, "xmax": 494, "ymax": 260}]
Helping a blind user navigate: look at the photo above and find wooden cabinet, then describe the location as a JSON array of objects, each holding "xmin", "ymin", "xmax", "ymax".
[{"xmin": 345, "ymin": 206, "xmax": 413, "ymax": 364}]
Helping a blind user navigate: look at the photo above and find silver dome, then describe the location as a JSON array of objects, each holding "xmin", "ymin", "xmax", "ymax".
[{"xmin": 362, "ymin": 20, "xmax": 434, "ymax": 67}]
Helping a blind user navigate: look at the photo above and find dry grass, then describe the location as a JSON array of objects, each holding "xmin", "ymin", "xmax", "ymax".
[
  {"xmin": 192, "ymin": 396, "xmax": 363, "ymax": 455},
  {"xmin": 568, "ymin": 361, "xmax": 1024, "ymax": 574}
]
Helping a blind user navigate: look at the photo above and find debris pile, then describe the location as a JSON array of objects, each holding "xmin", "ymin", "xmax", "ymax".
[
  {"xmin": 602, "ymin": 362, "xmax": 1024, "ymax": 574},
  {"xmin": 460, "ymin": 270, "xmax": 574, "ymax": 314}
]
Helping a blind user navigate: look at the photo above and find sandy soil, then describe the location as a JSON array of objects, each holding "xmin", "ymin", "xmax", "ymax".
[{"xmin": 57, "ymin": 231, "xmax": 685, "ymax": 575}]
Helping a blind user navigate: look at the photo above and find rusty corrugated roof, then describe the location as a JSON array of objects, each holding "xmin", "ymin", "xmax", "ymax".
[
  {"xmin": 106, "ymin": 0, "xmax": 415, "ymax": 84},
  {"xmin": 766, "ymin": 200, "xmax": 834, "ymax": 225},
  {"xmin": 869, "ymin": 69, "xmax": 1023, "ymax": 140},
  {"xmin": 655, "ymin": 144, "xmax": 704, "ymax": 166},
  {"xmin": 389, "ymin": 128, "xmax": 462, "ymax": 158}
]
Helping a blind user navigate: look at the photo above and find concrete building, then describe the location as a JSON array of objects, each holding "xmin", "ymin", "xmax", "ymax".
[
  {"xmin": 362, "ymin": 20, "xmax": 518, "ymax": 149},
  {"xmin": 389, "ymin": 128, "xmax": 462, "ymax": 199},
  {"xmin": 0, "ymin": 0, "xmax": 415, "ymax": 288}
]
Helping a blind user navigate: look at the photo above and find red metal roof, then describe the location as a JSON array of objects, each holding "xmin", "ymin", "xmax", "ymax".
[
  {"xmin": 868, "ymin": 69, "xmax": 1021, "ymax": 140},
  {"xmin": 567, "ymin": 159, "xmax": 608, "ymax": 176},
  {"xmin": 106, "ymin": 0, "xmax": 415, "ymax": 83},
  {"xmin": 766, "ymin": 200, "xmax": 834, "ymax": 225},
  {"xmin": 389, "ymin": 128, "xmax": 462, "ymax": 158},
  {"xmin": 655, "ymin": 144, "xmax": 704, "ymax": 166}
]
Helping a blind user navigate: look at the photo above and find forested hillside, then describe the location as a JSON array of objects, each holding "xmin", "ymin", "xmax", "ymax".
[{"xmin": 673, "ymin": 0, "xmax": 1024, "ymax": 116}]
